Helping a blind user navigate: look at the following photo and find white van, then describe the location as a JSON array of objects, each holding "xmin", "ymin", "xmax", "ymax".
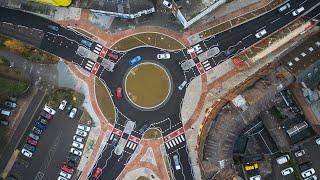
[
  {"xmin": 276, "ymin": 154, "xmax": 290, "ymax": 165},
  {"xmin": 173, "ymin": 154, "xmax": 181, "ymax": 170},
  {"xmin": 1, "ymin": 109, "xmax": 11, "ymax": 117}
]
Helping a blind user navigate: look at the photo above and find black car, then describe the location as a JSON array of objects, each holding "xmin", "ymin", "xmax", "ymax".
[
  {"xmin": 66, "ymin": 104, "xmax": 73, "ymax": 112},
  {"xmin": 23, "ymin": 144, "xmax": 36, "ymax": 152},
  {"xmin": 40, "ymin": 111, "xmax": 52, "ymax": 120},
  {"xmin": 67, "ymin": 160, "xmax": 76, "ymax": 168},
  {"xmin": 68, "ymin": 154, "xmax": 81, "ymax": 163},
  {"xmin": 32, "ymin": 127, "xmax": 43, "ymax": 135}
]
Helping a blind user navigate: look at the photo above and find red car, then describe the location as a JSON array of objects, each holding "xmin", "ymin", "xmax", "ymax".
[
  {"xmin": 62, "ymin": 164, "xmax": 74, "ymax": 174},
  {"xmin": 26, "ymin": 138, "xmax": 38, "ymax": 146},
  {"xmin": 116, "ymin": 87, "xmax": 122, "ymax": 100},
  {"xmin": 93, "ymin": 167, "xmax": 102, "ymax": 178}
]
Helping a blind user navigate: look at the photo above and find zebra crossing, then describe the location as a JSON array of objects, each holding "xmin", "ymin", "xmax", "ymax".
[
  {"xmin": 126, "ymin": 141, "xmax": 137, "ymax": 150},
  {"xmin": 93, "ymin": 43, "xmax": 103, "ymax": 54},
  {"xmin": 201, "ymin": 60, "xmax": 212, "ymax": 71},
  {"xmin": 165, "ymin": 134, "xmax": 185, "ymax": 149},
  {"xmin": 84, "ymin": 60, "xmax": 95, "ymax": 71}
]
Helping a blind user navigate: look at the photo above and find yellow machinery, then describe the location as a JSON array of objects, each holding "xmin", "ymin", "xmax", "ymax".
[{"xmin": 31, "ymin": 0, "xmax": 72, "ymax": 7}]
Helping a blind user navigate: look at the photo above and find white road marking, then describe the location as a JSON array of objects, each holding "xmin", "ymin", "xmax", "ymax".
[{"xmin": 270, "ymin": 17, "xmax": 281, "ymax": 24}]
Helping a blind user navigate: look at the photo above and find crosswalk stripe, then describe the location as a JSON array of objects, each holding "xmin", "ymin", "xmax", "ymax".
[
  {"xmin": 85, "ymin": 66, "xmax": 91, "ymax": 70},
  {"xmin": 93, "ymin": 49, "xmax": 100, "ymax": 54},
  {"xmin": 110, "ymin": 134, "xmax": 114, "ymax": 140},
  {"xmin": 174, "ymin": 138, "xmax": 179, "ymax": 144},
  {"xmin": 87, "ymin": 60, "xmax": 94, "ymax": 65},
  {"xmin": 165, "ymin": 143, "xmax": 170, "ymax": 149},
  {"xmin": 203, "ymin": 60, "xmax": 209, "ymax": 64},
  {"xmin": 205, "ymin": 66, "xmax": 211, "ymax": 71},
  {"xmin": 180, "ymin": 135, "xmax": 185, "ymax": 141},
  {"xmin": 197, "ymin": 49, "xmax": 203, "ymax": 54},
  {"xmin": 203, "ymin": 63, "xmax": 210, "ymax": 68},
  {"xmin": 169, "ymin": 141, "xmax": 173, "ymax": 148},
  {"xmin": 172, "ymin": 140, "xmax": 176, "ymax": 146},
  {"xmin": 132, "ymin": 143, "xmax": 136, "ymax": 149},
  {"xmin": 126, "ymin": 142, "xmax": 130, "ymax": 147},
  {"xmin": 177, "ymin": 136, "xmax": 182, "ymax": 143},
  {"xmin": 96, "ymin": 44, "xmax": 103, "ymax": 48},
  {"xmin": 129, "ymin": 143, "xmax": 134, "ymax": 149},
  {"xmin": 86, "ymin": 63, "xmax": 93, "ymax": 68}
]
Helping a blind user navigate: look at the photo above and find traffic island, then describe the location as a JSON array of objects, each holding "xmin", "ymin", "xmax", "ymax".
[{"xmin": 124, "ymin": 62, "xmax": 172, "ymax": 111}]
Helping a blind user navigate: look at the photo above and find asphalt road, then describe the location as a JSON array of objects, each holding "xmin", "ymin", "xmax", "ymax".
[{"xmin": 0, "ymin": 1, "xmax": 319, "ymax": 179}]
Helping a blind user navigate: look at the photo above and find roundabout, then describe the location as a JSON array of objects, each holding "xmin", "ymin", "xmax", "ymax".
[{"xmin": 124, "ymin": 62, "xmax": 172, "ymax": 111}]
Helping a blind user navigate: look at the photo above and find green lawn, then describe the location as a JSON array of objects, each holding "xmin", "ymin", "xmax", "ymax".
[
  {"xmin": 112, "ymin": 32, "xmax": 184, "ymax": 51},
  {"xmin": 95, "ymin": 78, "xmax": 115, "ymax": 125},
  {"xmin": 143, "ymin": 128, "xmax": 162, "ymax": 139},
  {"xmin": 0, "ymin": 77, "xmax": 28, "ymax": 98}
]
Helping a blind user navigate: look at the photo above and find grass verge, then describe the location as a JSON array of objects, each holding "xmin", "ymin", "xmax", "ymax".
[
  {"xmin": 95, "ymin": 78, "xmax": 115, "ymax": 125},
  {"xmin": 143, "ymin": 128, "xmax": 162, "ymax": 139},
  {"xmin": 137, "ymin": 176, "xmax": 150, "ymax": 180},
  {"xmin": 0, "ymin": 77, "xmax": 28, "ymax": 98},
  {"xmin": 0, "ymin": 35, "xmax": 59, "ymax": 64},
  {"xmin": 112, "ymin": 32, "xmax": 184, "ymax": 51},
  {"xmin": 47, "ymin": 88, "xmax": 84, "ymax": 108}
]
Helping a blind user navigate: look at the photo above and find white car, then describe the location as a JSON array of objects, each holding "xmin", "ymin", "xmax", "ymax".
[
  {"xmin": 21, "ymin": 148, "xmax": 32, "ymax": 158},
  {"xmin": 249, "ymin": 175, "xmax": 261, "ymax": 180},
  {"xmin": 157, "ymin": 53, "xmax": 170, "ymax": 59},
  {"xmin": 163, "ymin": 0, "xmax": 172, "ymax": 9},
  {"xmin": 173, "ymin": 155, "xmax": 181, "ymax": 170},
  {"xmin": 73, "ymin": 135, "xmax": 84, "ymax": 143},
  {"xmin": 57, "ymin": 176, "xmax": 68, "ymax": 180},
  {"xmin": 178, "ymin": 81, "xmax": 187, "ymax": 90},
  {"xmin": 276, "ymin": 154, "xmax": 290, "ymax": 165},
  {"xmin": 292, "ymin": 7, "xmax": 305, "ymax": 16},
  {"xmin": 301, "ymin": 168, "xmax": 315, "ymax": 178},
  {"xmin": 315, "ymin": 138, "xmax": 320, "ymax": 145},
  {"xmin": 304, "ymin": 175, "xmax": 317, "ymax": 180},
  {"xmin": 278, "ymin": 3, "xmax": 290, "ymax": 12},
  {"xmin": 255, "ymin": 29, "xmax": 267, "ymax": 38},
  {"xmin": 75, "ymin": 129, "xmax": 87, "ymax": 137},
  {"xmin": 44, "ymin": 105, "xmax": 56, "ymax": 115},
  {"xmin": 281, "ymin": 167, "xmax": 293, "ymax": 176},
  {"xmin": 70, "ymin": 148, "xmax": 82, "ymax": 156},
  {"xmin": 69, "ymin": 108, "xmax": 77, "ymax": 119},
  {"xmin": 59, "ymin": 170, "xmax": 72, "ymax": 179},
  {"xmin": 295, "ymin": 149, "xmax": 305, "ymax": 157},
  {"xmin": 59, "ymin": 100, "xmax": 67, "ymax": 110},
  {"xmin": 78, "ymin": 124, "xmax": 91, "ymax": 132},
  {"xmin": 72, "ymin": 141, "xmax": 84, "ymax": 150}
]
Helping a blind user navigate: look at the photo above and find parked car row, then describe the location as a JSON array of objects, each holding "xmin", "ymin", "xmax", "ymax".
[
  {"xmin": 0, "ymin": 96, "xmax": 17, "ymax": 126},
  {"xmin": 276, "ymin": 153, "xmax": 317, "ymax": 179},
  {"xmin": 59, "ymin": 100, "xmax": 78, "ymax": 119},
  {"xmin": 57, "ymin": 124, "xmax": 91, "ymax": 180},
  {"xmin": 21, "ymin": 105, "xmax": 56, "ymax": 158}
]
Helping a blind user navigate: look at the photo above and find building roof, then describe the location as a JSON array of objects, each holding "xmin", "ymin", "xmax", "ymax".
[
  {"xmin": 74, "ymin": 0, "xmax": 154, "ymax": 15},
  {"xmin": 282, "ymin": 38, "xmax": 320, "ymax": 75}
]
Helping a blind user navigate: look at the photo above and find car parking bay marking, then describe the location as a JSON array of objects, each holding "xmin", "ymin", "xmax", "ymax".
[{"xmin": 34, "ymin": 171, "xmax": 44, "ymax": 180}]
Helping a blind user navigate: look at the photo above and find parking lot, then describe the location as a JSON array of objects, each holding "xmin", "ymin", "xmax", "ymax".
[{"xmin": 8, "ymin": 102, "xmax": 87, "ymax": 180}]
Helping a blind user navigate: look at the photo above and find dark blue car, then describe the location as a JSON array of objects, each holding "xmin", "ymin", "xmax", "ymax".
[
  {"xmin": 129, "ymin": 56, "xmax": 142, "ymax": 65},
  {"xmin": 35, "ymin": 121, "xmax": 47, "ymax": 130}
]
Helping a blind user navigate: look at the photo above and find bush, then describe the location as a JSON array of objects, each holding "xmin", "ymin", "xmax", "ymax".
[{"xmin": 47, "ymin": 88, "xmax": 84, "ymax": 108}]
